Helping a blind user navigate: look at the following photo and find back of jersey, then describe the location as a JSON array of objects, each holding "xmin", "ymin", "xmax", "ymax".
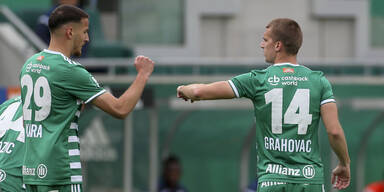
[
  {"xmin": 229, "ymin": 63, "xmax": 335, "ymax": 184},
  {"xmin": 19, "ymin": 50, "xmax": 105, "ymax": 185}
]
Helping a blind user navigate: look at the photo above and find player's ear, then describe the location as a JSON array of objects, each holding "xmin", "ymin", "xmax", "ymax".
[
  {"xmin": 64, "ymin": 26, "xmax": 73, "ymax": 40},
  {"xmin": 274, "ymin": 41, "xmax": 282, "ymax": 52}
]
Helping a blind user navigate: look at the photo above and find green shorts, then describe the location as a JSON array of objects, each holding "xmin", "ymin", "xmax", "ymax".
[
  {"xmin": 25, "ymin": 184, "xmax": 82, "ymax": 192},
  {"xmin": 257, "ymin": 181, "xmax": 325, "ymax": 192},
  {"xmin": 0, "ymin": 168, "xmax": 25, "ymax": 192}
]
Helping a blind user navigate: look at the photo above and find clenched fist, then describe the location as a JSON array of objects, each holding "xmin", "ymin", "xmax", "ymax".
[{"xmin": 134, "ymin": 55, "xmax": 154, "ymax": 77}]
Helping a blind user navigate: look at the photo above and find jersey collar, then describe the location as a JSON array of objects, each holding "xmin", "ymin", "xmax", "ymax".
[
  {"xmin": 43, "ymin": 49, "xmax": 79, "ymax": 65},
  {"xmin": 273, "ymin": 63, "xmax": 300, "ymax": 67},
  {"xmin": 43, "ymin": 49, "xmax": 66, "ymax": 58}
]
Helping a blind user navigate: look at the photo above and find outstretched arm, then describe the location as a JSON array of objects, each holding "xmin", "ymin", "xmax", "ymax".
[
  {"xmin": 321, "ymin": 102, "xmax": 351, "ymax": 190},
  {"xmin": 177, "ymin": 81, "xmax": 236, "ymax": 102},
  {"xmin": 92, "ymin": 56, "xmax": 154, "ymax": 119}
]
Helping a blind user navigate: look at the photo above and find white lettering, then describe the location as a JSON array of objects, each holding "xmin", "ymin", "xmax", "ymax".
[
  {"xmin": 6, "ymin": 142, "xmax": 14, "ymax": 153},
  {"xmin": 275, "ymin": 138, "xmax": 280, "ymax": 151},
  {"xmin": 299, "ymin": 140, "xmax": 305, "ymax": 152},
  {"xmin": 288, "ymin": 139, "xmax": 294, "ymax": 152},
  {"xmin": 281, "ymin": 81, "xmax": 298, "ymax": 86},
  {"xmin": 0, "ymin": 142, "xmax": 15, "ymax": 154},
  {"xmin": 282, "ymin": 167, "xmax": 287, "ymax": 175},
  {"xmin": 268, "ymin": 75, "xmax": 280, "ymax": 85},
  {"xmin": 263, "ymin": 137, "xmax": 312, "ymax": 153},
  {"xmin": 265, "ymin": 164, "xmax": 301, "ymax": 176},
  {"xmin": 281, "ymin": 139, "xmax": 287, "ymax": 152},
  {"xmin": 306, "ymin": 140, "xmax": 311, "ymax": 152},
  {"xmin": 22, "ymin": 166, "xmax": 35, "ymax": 176},
  {"xmin": 295, "ymin": 140, "xmax": 300, "ymax": 151},
  {"xmin": 269, "ymin": 137, "xmax": 274, "ymax": 150},
  {"xmin": 26, "ymin": 124, "xmax": 43, "ymax": 138}
]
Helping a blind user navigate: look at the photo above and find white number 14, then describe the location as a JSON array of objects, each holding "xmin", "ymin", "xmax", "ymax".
[{"xmin": 265, "ymin": 88, "xmax": 312, "ymax": 135}]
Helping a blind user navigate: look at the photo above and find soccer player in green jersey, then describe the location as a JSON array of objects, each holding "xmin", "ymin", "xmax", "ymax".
[
  {"xmin": 177, "ymin": 18, "xmax": 350, "ymax": 191},
  {"xmin": 0, "ymin": 97, "xmax": 25, "ymax": 192},
  {"xmin": 19, "ymin": 5, "xmax": 154, "ymax": 192}
]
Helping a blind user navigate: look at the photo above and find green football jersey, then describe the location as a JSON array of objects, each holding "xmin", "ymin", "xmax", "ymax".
[
  {"xmin": 0, "ymin": 97, "xmax": 25, "ymax": 192},
  {"xmin": 229, "ymin": 63, "xmax": 335, "ymax": 184},
  {"xmin": 19, "ymin": 49, "xmax": 106, "ymax": 185}
]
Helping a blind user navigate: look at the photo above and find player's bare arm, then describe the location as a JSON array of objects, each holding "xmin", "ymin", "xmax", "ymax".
[
  {"xmin": 92, "ymin": 55, "xmax": 154, "ymax": 119},
  {"xmin": 177, "ymin": 81, "xmax": 235, "ymax": 102},
  {"xmin": 321, "ymin": 102, "xmax": 351, "ymax": 190}
]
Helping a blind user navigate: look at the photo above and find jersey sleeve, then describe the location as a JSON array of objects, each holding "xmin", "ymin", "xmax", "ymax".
[
  {"xmin": 62, "ymin": 65, "xmax": 106, "ymax": 104},
  {"xmin": 320, "ymin": 75, "xmax": 336, "ymax": 105},
  {"xmin": 228, "ymin": 72, "xmax": 255, "ymax": 99}
]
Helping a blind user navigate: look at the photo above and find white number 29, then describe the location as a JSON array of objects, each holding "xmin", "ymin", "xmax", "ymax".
[
  {"xmin": 20, "ymin": 75, "xmax": 51, "ymax": 121},
  {"xmin": 265, "ymin": 88, "xmax": 312, "ymax": 135}
]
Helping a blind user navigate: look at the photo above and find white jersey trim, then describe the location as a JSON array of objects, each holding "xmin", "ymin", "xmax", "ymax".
[
  {"xmin": 43, "ymin": 49, "xmax": 78, "ymax": 65},
  {"xmin": 70, "ymin": 123, "xmax": 78, "ymax": 130},
  {"xmin": 70, "ymin": 162, "xmax": 82, "ymax": 169},
  {"xmin": 43, "ymin": 49, "xmax": 66, "ymax": 58},
  {"xmin": 321, "ymin": 98, "xmax": 336, "ymax": 105},
  {"xmin": 228, "ymin": 80, "xmax": 240, "ymax": 98},
  {"xmin": 85, "ymin": 89, "xmax": 106, "ymax": 104},
  {"xmin": 273, "ymin": 62, "xmax": 300, "ymax": 67},
  {"xmin": 69, "ymin": 149, "xmax": 80, "ymax": 156},
  {"xmin": 71, "ymin": 175, "xmax": 83, "ymax": 182},
  {"xmin": 72, "ymin": 184, "xmax": 81, "ymax": 192},
  {"xmin": 71, "ymin": 184, "xmax": 80, "ymax": 192},
  {"xmin": 68, "ymin": 136, "xmax": 80, "ymax": 143},
  {"xmin": 75, "ymin": 111, "xmax": 81, "ymax": 118}
]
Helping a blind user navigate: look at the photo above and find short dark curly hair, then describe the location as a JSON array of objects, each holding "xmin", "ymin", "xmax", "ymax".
[{"xmin": 48, "ymin": 5, "xmax": 88, "ymax": 32}]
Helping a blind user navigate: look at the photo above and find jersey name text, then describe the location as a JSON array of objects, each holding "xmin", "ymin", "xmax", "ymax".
[
  {"xmin": 0, "ymin": 141, "xmax": 15, "ymax": 154},
  {"xmin": 264, "ymin": 136, "xmax": 312, "ymax": 153},
  {"xmin": 25, "ymin": 124, "xmax": 43, "ymax": 138}
]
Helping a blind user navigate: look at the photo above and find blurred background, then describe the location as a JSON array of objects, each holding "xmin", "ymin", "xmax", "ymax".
[{"xmin": 0, "ymin": 0, "xmax": 384, "ymax": 191}]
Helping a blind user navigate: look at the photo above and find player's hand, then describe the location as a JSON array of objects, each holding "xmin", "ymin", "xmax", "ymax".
[
  {"xmin": 177, "ymin": 85, "xmax": 189, "ymax": 101},
  {"xmin": 134, "ymin": 55, "xmax": 154, "ymax": 77},
  {"xmin": 177, "ymin": 85, "xmax": 195, "ymax": 103},
  {"xmin": 331, "ymin": 163, "xmax": 350, "ymax": 190}
]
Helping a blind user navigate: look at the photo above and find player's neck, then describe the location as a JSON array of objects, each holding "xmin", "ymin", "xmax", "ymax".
[
  {"xmin": 273, "ymin": 54, "xmax": 298, "ymax": 65},
  {"xmin": 47, "ymin": 38, "xmax": 72, "ymax": 58}
]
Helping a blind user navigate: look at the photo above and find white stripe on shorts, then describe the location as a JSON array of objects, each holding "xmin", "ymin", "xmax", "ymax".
[
  {"xmin": 75, "ymin": 111, "xmax": 81, "ymax": 117},
  {"xmin": 70, "ymin": 123, "xmax": 78, "ymax": 130},
  {"xmin": 68, "ymin": 149, "xmax": 80, "ymax": 156},
  {"xmin": 68, "ymin": 136, "xmax": 80, "ymax": 143},
  {"xmin": 71, "ymin": 184, "xmax": 81, "ymax": 192},
  {"xmin": 71, "ymin": 176, "xmax": 83, "ymax": 182},
  {"xmin": 70, "ymin": 162, "xmax": 82, "ymax": 169}
]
